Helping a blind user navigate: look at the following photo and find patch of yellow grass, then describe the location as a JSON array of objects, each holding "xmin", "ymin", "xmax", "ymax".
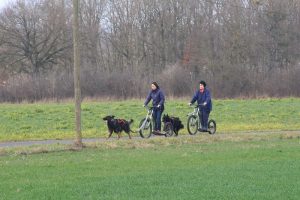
[{"xmin": 1, "ymin": 131, "xmax": 299, "ymax": 156}]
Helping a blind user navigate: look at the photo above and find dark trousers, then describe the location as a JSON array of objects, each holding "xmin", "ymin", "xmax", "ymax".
[
  {"xmin": 199, "ymin": 110, "xmax": 210, "ymax": 130},
  {"xmin": 153, "ymin": 109, "xmax": 163, "ymax": 131}
]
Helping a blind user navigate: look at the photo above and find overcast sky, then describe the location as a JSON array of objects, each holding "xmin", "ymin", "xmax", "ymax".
[{"xmin": 0, "ymin": 0, "xmax": 11, "ymax": 9}]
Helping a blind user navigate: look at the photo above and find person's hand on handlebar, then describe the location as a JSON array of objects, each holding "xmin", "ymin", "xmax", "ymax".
[
  {"xmin": 188, "ymin": 102, "xmax": 192, "ymax": 106},
  {"xmin": 198, "ymin": 102, "xmax": 207, "ymax": 107}
]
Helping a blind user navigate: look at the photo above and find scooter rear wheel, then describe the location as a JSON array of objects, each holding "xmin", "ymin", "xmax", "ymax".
[
  {"xmin": 164, "ymin": 122, "xmax": 174, "ymax": 137},
  {"xmin": 208, "ymin": 119, "xmax": 216, "ymax": 134}
]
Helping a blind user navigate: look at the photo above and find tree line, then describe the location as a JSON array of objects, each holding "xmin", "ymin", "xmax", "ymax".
[{"xmin": 0, "ymin": 0, "xmax": 299, "ymax": 102}]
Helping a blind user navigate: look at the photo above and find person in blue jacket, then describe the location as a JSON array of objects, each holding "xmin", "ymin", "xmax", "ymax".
[
  {"xmin": 189, "ymin": 80, "xmax": 212, "ymax": 131},
  {"xmin": 144, "ymin": 82, "xmax": 165, "ymax": 132}
]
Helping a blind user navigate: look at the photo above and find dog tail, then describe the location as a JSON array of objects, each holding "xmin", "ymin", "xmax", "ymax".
[
  {"xmin": 128, "ymin": 119, "xmax": 137, "ymax": 133},
  {"xmin": 179, "ymin": 122, "xmax": 184, "ymax": 129},
  {"xmin": 130, "ymin": 129, "xmax": 137, "ymax": 133}
]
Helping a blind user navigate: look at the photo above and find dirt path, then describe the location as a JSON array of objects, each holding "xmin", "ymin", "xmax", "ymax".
[
  {"xmin": 0, "ymin": 130, "xmax": 299, "ymax": 148},
  {"xmin": 0, "ymin": 137, "xmax": 142, "ymax": 148}
]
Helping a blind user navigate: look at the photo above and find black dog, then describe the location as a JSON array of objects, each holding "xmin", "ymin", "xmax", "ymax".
[
  {"xmin": 162, "ymin": 114, "xmax": 184, "ymax": 136},
  {"xmin": 103, "ymin": 115, "xmax": 134, "ymax": 139}
]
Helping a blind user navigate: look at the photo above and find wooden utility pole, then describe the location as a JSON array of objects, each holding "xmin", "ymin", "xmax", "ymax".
[{"xmin": 72, "ymin": 0, "xmax": 82, "ymax": 147}]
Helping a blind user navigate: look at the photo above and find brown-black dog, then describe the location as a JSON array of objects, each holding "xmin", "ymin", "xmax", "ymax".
[
  {"xmin": 162, "ymin": 114, "xmax": 184, "ymax": 136},
  {"xmin": 103, "ymin": 115, "xmax": 134, "ymax": 139}
]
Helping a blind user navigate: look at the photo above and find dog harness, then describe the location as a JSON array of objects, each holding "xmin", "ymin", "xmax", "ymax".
[{"xmin": 117, "ymin": 119, "xmax": 126, "ymax": 125}]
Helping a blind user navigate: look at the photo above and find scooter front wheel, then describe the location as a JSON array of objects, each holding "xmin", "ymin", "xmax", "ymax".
[
  {"xmin": 187, "ymin": 115, "xmax": 198, "ymax": 135},
  {"xmin": 139, "ymin": 118, "xmax": 152, "ymax": 138}
]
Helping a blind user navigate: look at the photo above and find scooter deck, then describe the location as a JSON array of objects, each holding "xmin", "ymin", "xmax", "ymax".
[{"xmin": 152, "ymin": 130, "xmax": 166, "ymax": 136}]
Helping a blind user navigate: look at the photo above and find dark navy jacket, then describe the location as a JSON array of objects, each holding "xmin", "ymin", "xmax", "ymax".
[
  {"xmin": 190, "ymin": 89, "xmax": 212, "ymax": 112},
  {"xmin": 144, "ymin": 89, "xmax": 165, "ymax": 109}
]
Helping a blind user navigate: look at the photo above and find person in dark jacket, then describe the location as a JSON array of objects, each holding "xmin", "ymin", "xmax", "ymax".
[
  {"xmin": 144, "ymin": 82, "xmax": 165, "ymax": 132},
  {"xmin": 189, "ymin": 81, "xmax": 212, "ymax": 131}
]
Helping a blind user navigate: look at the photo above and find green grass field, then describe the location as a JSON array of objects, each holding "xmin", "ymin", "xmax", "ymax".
[
  {"xmin": 0, "ymin": 98, "xmax": 299, "ymax": 141},
  {"xmin": 0, "ymin": 133, "xmax": 299, "ymax": 199}
]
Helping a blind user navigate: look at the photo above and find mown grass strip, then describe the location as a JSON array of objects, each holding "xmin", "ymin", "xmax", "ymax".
[{"xmin": 0, "ymin": 132, "xmax": 299, "ymax": 200}]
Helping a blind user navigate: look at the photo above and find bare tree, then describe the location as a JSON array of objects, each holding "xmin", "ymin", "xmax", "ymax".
[
  {"xmin": 0, "ymin": 0, "xmax": 300, "ymax": 101},
  {"xmin": 0, "ymin": 0, "xmax": 71, "ymax": 75}
]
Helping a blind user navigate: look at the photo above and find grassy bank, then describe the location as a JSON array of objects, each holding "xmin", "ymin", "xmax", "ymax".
[{"xmin": 0, "ymin": 98, "xmax": 299, "ymax": 141}]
